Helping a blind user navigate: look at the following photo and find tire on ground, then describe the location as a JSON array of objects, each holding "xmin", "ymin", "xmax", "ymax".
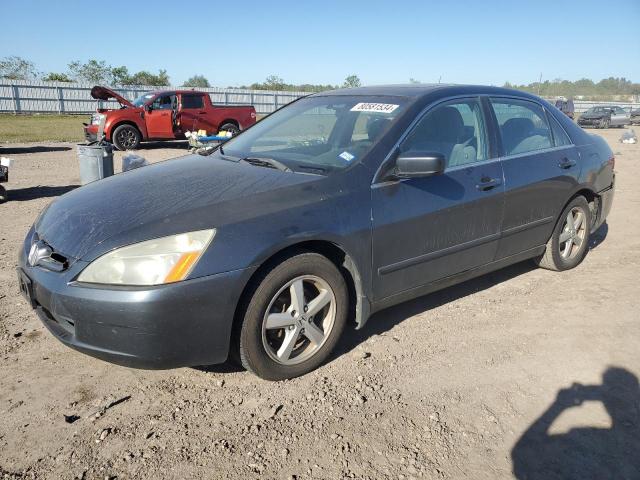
[
  {"xmin": 112, "ymin": 124, "xmax": 142, "ymax": 151},
  {"xmin": 237, "ymin": 251, "xmax": 348, "ymax": 381},
  {"xmin": 535, "ymin": 195, "xmax": 591, "ymax": 272},
  {"xmin": 219, "ymin": 122, "xmax": 240, "ymax": 136}
]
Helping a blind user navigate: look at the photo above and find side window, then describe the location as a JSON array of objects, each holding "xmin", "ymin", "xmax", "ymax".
[
  {"xmin": 152, "ymin": 94, "xmax": 176, "ymax": 110},
  {"xmin": 400, "ymin": 98, "xmax": 488, "ymax": 168},
  {"xmin": 491, "ymin": 98, "xmax": 552, "ymax": 156},
  {"xmin": 182, "ymin": 94, "xmax": 204, "ymax": 109},
  {"xmin": 547, "ymin": 113, "xmax": 572, "ymax": 147}
]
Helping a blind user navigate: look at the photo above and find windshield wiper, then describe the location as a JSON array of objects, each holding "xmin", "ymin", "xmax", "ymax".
[{"xmin": 241, "ymin": 157, "xmax": 292, "ymax": 172}]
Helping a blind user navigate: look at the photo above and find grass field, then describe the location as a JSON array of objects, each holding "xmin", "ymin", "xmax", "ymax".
[
  {"xmin": 0, "ymin": 114, "xmax": 85, "ymax": 143},
  {"xmin": 0, "ymin": 114, "xmax": 270, "ymax": 144}
]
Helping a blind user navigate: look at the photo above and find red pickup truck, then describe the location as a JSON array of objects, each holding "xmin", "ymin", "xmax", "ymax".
[{"xmin": 84, "ymin": 86, "xmax": 257, "ymax": 150}]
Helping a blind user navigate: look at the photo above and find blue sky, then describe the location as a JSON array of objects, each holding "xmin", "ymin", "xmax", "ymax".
[{"xmin": 2, "ymin": 0, "xmax": 639, "ymax": 87}]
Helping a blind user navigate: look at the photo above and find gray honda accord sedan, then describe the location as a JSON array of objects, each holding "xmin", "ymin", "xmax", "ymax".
[{"xmin": 18, "ymin": 85, "xmax": 615, "ymax": 380}]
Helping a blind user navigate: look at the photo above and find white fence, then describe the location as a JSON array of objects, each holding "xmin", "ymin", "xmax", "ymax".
[
  {"xmin": 1, "ymin": 80, "xmax": 639, "ymax": 115},
  {"xmin": 0, "ymin": 80, "xmax": 310, "ymax": 115}
]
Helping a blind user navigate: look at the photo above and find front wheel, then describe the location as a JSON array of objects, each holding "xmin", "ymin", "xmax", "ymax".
[
  {"xmin": 238, "ymin": 252, "xmax": 348, "ymax": 380},
  {"xmin": 112, "ymin": 124, "xmax": 141, "ymax": 150},
  {"xmin": 535, "ymin": 196, "xmax": 591, "ymax": 271},
  {"xmin": 599, "ymin": 117, "xmax": 610, "ymax": 129}
]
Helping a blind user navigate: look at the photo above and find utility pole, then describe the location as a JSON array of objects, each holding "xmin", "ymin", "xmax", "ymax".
[{"xmin": 537, "ymin": 73, "xmax": 542, "ymax": 96}]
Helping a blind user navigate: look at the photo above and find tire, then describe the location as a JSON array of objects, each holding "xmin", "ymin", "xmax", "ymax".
[
  {"xmin": 0, "ymin": 185, "xmax": 6, "ymax": 203},
  {"xmin": 535, "ymin": 196, "xmax": 591, "ymax": 271},
  {"xmin": 599, "ymin": 117, "xmax": 610, "ymax": 129},
  {"xmin": 237, "ymin": 252, "xmax": 348, "ymax": 380},
  {"xmin": 218, "ymin": 122, "xmax": 240, "ymax": 136},
  {"xmin": 112, "ymin": 124, "xmax": 141, "ymax": 151}
]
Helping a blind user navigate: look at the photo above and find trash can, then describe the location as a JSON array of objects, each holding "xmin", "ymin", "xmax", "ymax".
[{"xmin": 77, "ymin": 143, "xmax": 114, "ymax": 185}]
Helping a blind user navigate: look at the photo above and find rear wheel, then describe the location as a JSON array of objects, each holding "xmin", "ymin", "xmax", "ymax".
[
  {"xmin": 219, "ymin": 122, "xmax": 240, "ymax": 136},
  {"xmin": 112, "ymin": 124, "xmax": 141, "ymax": 150},
  {"xmin": 535, "ymin": 196, "xmax": 591, "ymax": 271},
  {"xmin": 237, "ymin": 252, "xmax": 348, "ymax": 380}
]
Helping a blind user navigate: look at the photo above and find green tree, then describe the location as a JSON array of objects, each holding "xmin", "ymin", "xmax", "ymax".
[
  {"xmin": 342, "ymin": 74, "xmax": 362, "ymax": 88},
  {"xmin": 183, "ymin": 75, "xmax": 210, "ymax": 88},
  {"xmin": 43, "ymin": 72, "xmax": 73, "ymax": 82},
  {"xmin": 110, "ymin": 66, "xmax": 130, "ymax": 86},
  {"xmin": 68, "ymin": 59, "xmax": 113, "ymax": 84},
  {"xmin": 123, "ymin": 69, "xmax": 170, "ymax": 86},
  {"xmin": 0, "ymin": 55, "xmax": 38, "ymax": 80}
]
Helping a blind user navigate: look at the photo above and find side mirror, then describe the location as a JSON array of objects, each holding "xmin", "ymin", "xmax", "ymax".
[
  {"xmin": 144, "ymin": 104, "xmax": 152, "ymax": 113},
  {"xmin": 393, "ymin": 151, "xmax": 445, "ymax": 179}
]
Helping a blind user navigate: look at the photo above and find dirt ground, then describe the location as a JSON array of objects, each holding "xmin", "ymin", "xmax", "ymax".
[{"xmin": 0, "ymin": 131, "xmax": 638, "ymax": 480}]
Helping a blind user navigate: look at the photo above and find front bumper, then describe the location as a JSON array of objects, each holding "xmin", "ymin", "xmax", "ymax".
[
  {"xmin": 578, "ymin": 117, "xmax": 603, "ymax": 127},
  {"xmin": 18, "ymin": 236, "xmax": 256, "ymax": 369},
  {"xmin": 83, "ymin": 124, "xmax": 98, "ymax": 142}
]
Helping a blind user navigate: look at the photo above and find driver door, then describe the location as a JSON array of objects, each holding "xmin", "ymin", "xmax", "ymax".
[
  {"xmin": 145, "ymin": 94, "xmax": 176, "ymax": 138},
  {"xmin": 371, "ymin": 97, "xmax": 504, "ymax": 300}
]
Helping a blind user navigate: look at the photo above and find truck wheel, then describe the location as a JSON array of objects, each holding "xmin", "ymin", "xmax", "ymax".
[
  {"xmin": 219, "ymin": 123, "xmax": 240, "ymax": 136},
  {"xmin": 112, "ymin": 125, "xmax": 141, "ymax": 150},
  {"xmin": 237, "ymin": 252, "xmax": 348, "ymax": 380},
  {"xmin": 535, "ymin": 196, "xmax": 591, "ymax": 272}
]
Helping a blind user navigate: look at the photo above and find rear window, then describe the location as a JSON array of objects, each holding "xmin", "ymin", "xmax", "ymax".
[
  {"xmin": 182, "ymin": 94, "xmax": 204, "ymax": 109},
  {"xmin": 490, "ymin": 98, "xmax": 552, "ymax": 156}
]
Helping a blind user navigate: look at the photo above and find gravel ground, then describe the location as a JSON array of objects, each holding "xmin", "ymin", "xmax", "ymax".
[{"xmin": 0, "ymin": 131, "xmax": 638, "ymax": 480}]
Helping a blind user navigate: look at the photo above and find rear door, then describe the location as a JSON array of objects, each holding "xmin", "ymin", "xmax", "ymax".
[
  {"xmin": 180, "ymin": 93, "xmax": 212, "ymax": 133},
  {"xmin": 611, "ymin": 106, "xmax": 629, "ymax": 126},
  {"xmin": 489, "ymin": 97, "xmax": 580, "ymax": 259},
  {"xmin": 371, "ymin": 97, "xmax": 504, "ymax": 300},
  {"xmin": 145, "ymin": 93, "xmax": 176, "ymax": 138}
]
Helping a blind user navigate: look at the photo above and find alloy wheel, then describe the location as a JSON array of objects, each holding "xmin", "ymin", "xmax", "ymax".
[
  {"xmin": 117, "ymin": 129, "xmax": 137, "ymax": 148},
  {"xmin": 559, "ymin": 207, "xmax": 587, "ymax": 260},
  {"xmin": 261, "ymin": 275, "xmax": 336, "ymax": 365}
]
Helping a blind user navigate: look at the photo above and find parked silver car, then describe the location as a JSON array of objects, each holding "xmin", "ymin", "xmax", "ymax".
[{"xmin": 578, "ymin": 106, "xmax": 630, "ymax": 128}]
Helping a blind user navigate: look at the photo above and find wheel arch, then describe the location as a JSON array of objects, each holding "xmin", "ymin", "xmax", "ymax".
[
  {"xmin": 564, "ymin": 186, "xmax": 600, "ymax": 232},
  {"xmin": 109, "ymin": 120, "xmax": 144, "ymax": 142},
  {"xmin": 231, "ymin": 240, "xmax": 369, "ymax": 353},
  {"xmin": 218, "ymin": 119, "xmax": 240, "ymax": 131}
]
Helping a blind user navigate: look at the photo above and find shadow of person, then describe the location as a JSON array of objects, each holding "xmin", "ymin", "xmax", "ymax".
[{"xmin": 512, "ymin": 367, "xmax": 640, "ymax": 480}]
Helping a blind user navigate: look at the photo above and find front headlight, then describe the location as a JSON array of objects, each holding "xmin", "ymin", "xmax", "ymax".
[
  {"xmin": 91, "ymin": 113, "xmax": 105, "ymax": 125},
  {"xmin": 78, "ymin": 229, "xmax": 215, "ymax": 286}
]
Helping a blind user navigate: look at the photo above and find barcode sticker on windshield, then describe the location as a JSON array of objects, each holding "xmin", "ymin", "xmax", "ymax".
[{"xmin": 350, "ymin": 103, "xmax": 399, "ymax": 114}]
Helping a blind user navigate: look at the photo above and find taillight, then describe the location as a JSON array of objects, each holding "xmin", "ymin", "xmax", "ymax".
[{"xmin": 250, "ymin": 112, "xmax": 256, "ymax": 119}]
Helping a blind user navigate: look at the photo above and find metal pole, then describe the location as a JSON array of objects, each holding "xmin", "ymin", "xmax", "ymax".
[
  {"xmin": 57, "ymin": 86, "xmax": 65, "ymax": 114},
  {"xmin": 12, "ymin": 84, "xmax": 21, "ymax": 114}
]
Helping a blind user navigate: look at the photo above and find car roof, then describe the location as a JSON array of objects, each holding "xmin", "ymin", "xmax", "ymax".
[
  {"xmin": 150, "ymin": 90, "xmax": 207, "ymax": 96},
  {"xmin": 312, "ymin": 84, "xmax": 547, "ymax": 102}
]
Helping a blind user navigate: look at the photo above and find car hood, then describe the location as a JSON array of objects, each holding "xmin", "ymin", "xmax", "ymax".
[
  {"xmin": 90, "ymin": 86, "xmax": 135, "ymax": 108},
  {"xmin": 35, "ymin": 154, "xmax": 323, "ymax": 261}
]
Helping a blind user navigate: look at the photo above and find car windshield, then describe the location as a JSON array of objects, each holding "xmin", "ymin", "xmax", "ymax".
[
  {"xmin": 219, "ymin": 95, "xmax": 409, "ymax": 173},
  {"xmin": 132, "ymin": 93, "xmax": 155, "ymax": 107}
]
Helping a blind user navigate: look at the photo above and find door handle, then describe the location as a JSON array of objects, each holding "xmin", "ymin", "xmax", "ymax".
[
  {"xmin": 198, "ymin": 112, "xmax": 207, "ymax": 115},
  {"xmin": 161, "ymin": 112, "xmax": 169, "ymax": 116},
  {"xmin": 476, "ymin": 177, "xmax": 502, "ymax": 191},
  {"xmin": 558, "ymin": 158, "xmax": 576, "ymax": 169}
]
